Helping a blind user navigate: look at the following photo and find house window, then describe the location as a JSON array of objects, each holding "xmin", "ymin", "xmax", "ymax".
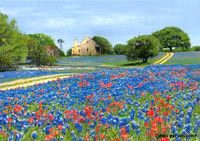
[{"xmin": 87, "ymin": 48, "xmax": 89, "ymax": 52}]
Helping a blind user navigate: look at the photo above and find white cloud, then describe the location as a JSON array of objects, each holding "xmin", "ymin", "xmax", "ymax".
[
  {"xmin": 88, "ymin": 13, "xmax": 179, "ymax": 26},
  {"xmin": 28, "ymin": 17, "xmax": 75, "ymax": 29},
  {"xmin": 90, "ymin": 14, "xmax": 139, "ymax": 26}
]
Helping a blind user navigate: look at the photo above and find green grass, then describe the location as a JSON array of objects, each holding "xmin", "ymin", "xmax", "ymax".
[
  {"xmin": 165, "ymin": 58, "xmax": 200, "ymax": 65},
  {"xmin": 56, "ymin": 53, "xmax": 166, "ymax": 68},
  {"xmin": 103, "ymin": 53, "xmax": 166, "ymax": 67}
]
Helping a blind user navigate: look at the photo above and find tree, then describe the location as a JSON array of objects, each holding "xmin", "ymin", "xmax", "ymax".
[
  {"xmin": 0, "ymin": 13, "xmax": 28, "ymax": 71},
  {"xmin": 67, "ymin": 48, "xmax": 72, "ymax": 56},
  {"xmin": 28, "ymin": 33, "xmax": 54, "ymax": 46},
  {"xmin": 152, "ymin": 26, "xmax": 191, "ymax": 52},
  {"xmin": 192, "ymin": 45, "xmax": 200, "ymax": 51},
  {"xmin": 92, "ymin": 36, "xmax": 114, "ymax": 54},
  {"xmin": 114, "ymin": 44, "xmax": 128, "ymax": 55},
  {"xmin": 127, "ymin": 35, "xmax": 159, "ymax": 63},
  {"xmin": 27, "ymin": 34, "xmax": 57, "ymax": 66}
]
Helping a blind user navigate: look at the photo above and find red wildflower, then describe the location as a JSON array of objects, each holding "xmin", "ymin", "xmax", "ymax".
[
  {"xmin": 127, "ymin": 84, "xmax": 133, "ymax": 90},
  {"xmin": 153, "ymin": 91, "xmax": 160, "ymax": 95},
  {"xmin": 7, "ymin": 117, "xmax": 12, "ymax": 123},
  {"xmin": 45, "ymin": 134, "xmax": 54, "ymax": 141},
  {"xmin": 58, "ymin": 124, "xmax": 63, "ymax": 130},
  {"xmin": 28, "ymin": 117, "xmax": 34, "ymax": 123},
  {"xmin": 161, "ymin": 137, "xmax": 170, "ymax": 141},
  {"xmin": 100, "ymin": 134, "xmax": 105, "ymax": 139},
  {"xmin": 144, "ymin": 122, "xmax": 149, "ymax": 127},
  {"xmin": 121, "ymin": 133, "xmax": 129, "ymax": 140},
  {"xmin": 14, "ymin": 104, "xmax": 23, "ymax": 113},
  {"xmin": 166, "ymin": 95, "xmax": 171, "ymax": 101},
  {"xmin": 146, "ymin": 109, "xmax": 155, "ymax": 117}
]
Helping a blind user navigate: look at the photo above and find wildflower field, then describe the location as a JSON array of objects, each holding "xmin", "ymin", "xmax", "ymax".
[{"xmin": 0, "ymin": 65, "xmax": 199, "ymax": 141}]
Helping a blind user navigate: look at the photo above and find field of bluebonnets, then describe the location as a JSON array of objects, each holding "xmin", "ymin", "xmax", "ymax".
[
  {"xmin": 0, "ymin": 65, "xmax": 200, "ymax": 141},
  {"xmin": 0, "ymin": 71, "xmax": 62, "ymax": 84}
]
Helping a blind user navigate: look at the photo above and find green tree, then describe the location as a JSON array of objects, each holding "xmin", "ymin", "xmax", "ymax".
[
  {"xmin": 192, "ymin": 45, "xmax": 200, "ymax": 51},
  {"xmin": 28, "ymin": 33, "xmax": 54, "ymax": 46},
  {"xmin": 114, "ymin": 44, "xmax": 128, "ymax": 55},
  {"xmin": 28, "ymin": 33, "xmax": 65, "ymax": 56},
  {"xmin": 152, "ymin": 26, "xmax": 191, "ymax": 52},
  {"xmin": 27, "ymin": 35, "xmax": 56, "ymax": 66},
  {"xmin": 127, "ymin": 35, "xmax": 159, "ymax": 63},
  {"xmin": 67, "ymin": 48, "xmax": 72, "ymax": 56},
  {"xmin": 0, "ymin": 13, "xmax": 28, "ymax": 71},
  {"xmin": 92, "ymin": 36, "xmax": 114, "ymax": 54}
]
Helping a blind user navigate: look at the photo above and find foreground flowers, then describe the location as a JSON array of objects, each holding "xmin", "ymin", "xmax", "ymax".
[{"xmin": 0, "ymin": 65, "xmax": 199, "ymax": 140}]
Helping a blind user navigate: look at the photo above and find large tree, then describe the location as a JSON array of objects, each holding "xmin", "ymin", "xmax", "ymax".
[
  {"xmin": 28, "ymin": 33, "xmax": 65, "ymax": 56},
  {"xmin": 92, "ymin": 36, "xmax": 114, "ymax": 54},
  {"xmin": 27, "ymin": 34, "xmax": 57, "ymax": 66},
  {"xmin": 127, "ymin": 35, "xmax": 159, "ymax": 63},
  {"xmin": 0, "ymin": 13, "xmax": 28, "ymax": 71},
  {"xmin": 114, "ymin": 44, "xmax": 128, "ymax": 55},
  {"xmin": 152, "ymin": 26, "xmax": 191, "ymax": 52}
]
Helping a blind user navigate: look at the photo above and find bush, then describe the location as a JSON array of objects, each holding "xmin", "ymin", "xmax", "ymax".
[
  {"xmin": 114, "ymin": 44, "xmax": 128, "ymax": 55},
  {"xmin": 193, "ymin": 46, "xmax": 200, "ymax": 51},
  {"xmin": 0, "ymin": 55, "xmax": 16, "ymax": 72}
]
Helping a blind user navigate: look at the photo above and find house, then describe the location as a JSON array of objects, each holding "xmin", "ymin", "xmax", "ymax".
[{"xmin": 71, "ymin": 36, "xmax": 101, "ymax": 56}]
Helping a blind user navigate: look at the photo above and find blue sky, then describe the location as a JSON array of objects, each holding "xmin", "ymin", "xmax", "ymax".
[{"xmin": 0, "ymin": 0, "xmax": 200, "ymax": 52}]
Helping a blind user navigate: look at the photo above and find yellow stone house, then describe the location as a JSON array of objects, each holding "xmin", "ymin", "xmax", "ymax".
[{"xmin": 72, "ymin": 36, "xmax": 101, "ymax": 56}]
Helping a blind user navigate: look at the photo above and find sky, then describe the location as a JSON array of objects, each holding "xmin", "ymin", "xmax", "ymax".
[{"xmin": 0, "ymin": 0, "xmax": 200, "ymax": 52}]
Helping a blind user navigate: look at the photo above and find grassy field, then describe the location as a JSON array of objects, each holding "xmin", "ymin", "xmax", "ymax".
[
  {"xmin": 165, "ymin": 51, "xmax": 200, "ymax": 64},
  {"xmin": 56, "ymin": 53, "xmax": 166, "ymax": 67}
]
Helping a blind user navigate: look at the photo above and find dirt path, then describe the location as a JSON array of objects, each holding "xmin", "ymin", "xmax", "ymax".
[
  {"xmin": 154, "ymin": 52, "xmax": 174, "ymax": 64},
  {"xmin": 0, "ymin": 74, "xmax": 75, "ymax": 91}
]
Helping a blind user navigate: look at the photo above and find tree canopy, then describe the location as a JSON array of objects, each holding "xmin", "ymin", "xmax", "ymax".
[
  {"xmin": 114, "ymin": 44, "xmax": 128, "ymax": 55},
  {"xmin": 92, "ymin": 36, "xmax": 114, "ymax": 54},
  {"xmin": 28, "ymin": 33, "xmax": 54, "ymax": 46},
  {"xmin": 127, "ymin": 35, "xmax": 159, "ymax": 63},
  {"xmin": 152, "ymin": 26, "xmax": 191, "ymax": 52},
  {"xmin": 27, "ymin": 34, "xmax": 58, "ymax": 66},
  {"xmin": 0, "ymin": 13, "xmax": 28, "ymax": 71}
]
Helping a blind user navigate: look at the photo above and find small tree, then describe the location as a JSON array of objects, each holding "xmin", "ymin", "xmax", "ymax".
[
  {"xmin": 192, "ymin": 45, "xmax": 200, "ymax": 51},
  {"xmin": 127, "ymin": 35, "xmax": 159, "ymax": 63},
  {"xmin": 114, "ymin": 44, "xmax": 128, "ymax": 55},
  {"xmin": 67, "ymin": 48, "xmax": 72, "ymax": 56}
]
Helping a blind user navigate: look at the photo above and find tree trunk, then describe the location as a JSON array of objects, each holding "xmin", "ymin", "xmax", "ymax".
[
  {"xmin": 143, "ymin": 58, "xmax": 148, "ymax": 63},
  {"xmin": 169, "ymin": 47, "xmax": 172, "ymax": 52}
]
